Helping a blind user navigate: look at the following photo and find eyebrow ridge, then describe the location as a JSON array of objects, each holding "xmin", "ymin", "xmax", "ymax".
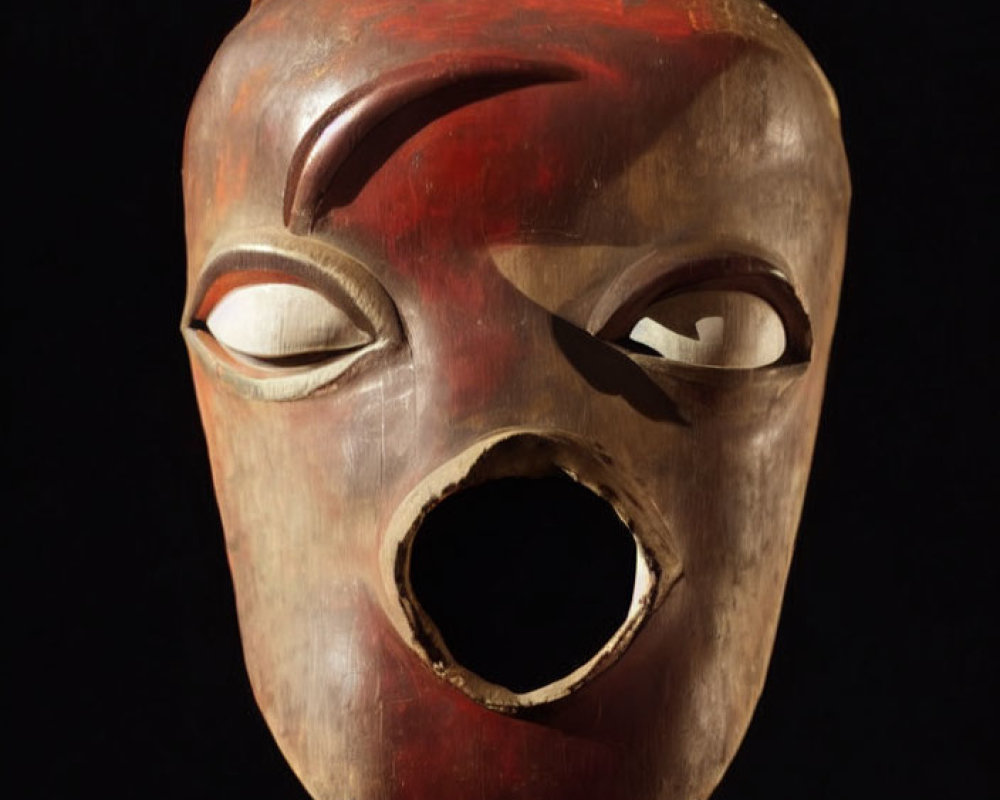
[{"xmin": 283, "ymin": 56, "xmax": 580, "ymax": 234}]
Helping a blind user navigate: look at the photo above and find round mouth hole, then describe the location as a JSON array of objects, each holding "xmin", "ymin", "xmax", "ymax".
[{"xmin": 408, "ymin": 473, "xmax": 638, "ymax": 694}]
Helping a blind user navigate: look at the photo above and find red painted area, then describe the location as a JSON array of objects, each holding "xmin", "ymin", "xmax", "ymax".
[
  {"xmin": 303, "ymin": 25, "xmax": 743, "ymax": 415},
  {"xmin": 349, "ymin": 593, "xmax": 627, "ymax": 800},
  {"xmin": 370, "ymin": 0, "xmax": 712, "ymax": 42}
]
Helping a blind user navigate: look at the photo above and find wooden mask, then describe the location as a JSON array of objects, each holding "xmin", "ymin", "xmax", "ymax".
[{"xmin": 181, "ymin": 0, "xmax": 849, "ymax": 797}]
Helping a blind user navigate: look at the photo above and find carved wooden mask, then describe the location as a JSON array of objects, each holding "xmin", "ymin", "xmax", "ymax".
[{"xmin": 181, "ymin": 1, "xmax": 849, "ymax": 797}]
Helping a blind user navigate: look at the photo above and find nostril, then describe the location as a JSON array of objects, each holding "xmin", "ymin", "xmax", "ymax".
[{"xmin": 408, "ymin": 473, "xmax": 637, "ymax": 694}]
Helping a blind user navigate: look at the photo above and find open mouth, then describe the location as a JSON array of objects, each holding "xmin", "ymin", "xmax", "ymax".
[
  {"xmin": 410, "ymin": 472, "xmax": 638, "ymax": 694},
  {"xmin": 384, "ymin": 432, "xmax": 680, "ymax": 711}
]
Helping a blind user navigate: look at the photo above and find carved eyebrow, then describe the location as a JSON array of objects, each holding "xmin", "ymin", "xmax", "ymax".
[{"xmin": 283, "ymin": 56, "xmax": 580, "ymax": 233}]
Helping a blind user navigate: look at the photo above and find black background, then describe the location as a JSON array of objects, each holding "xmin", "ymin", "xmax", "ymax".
[{"xmin": 7, "ymin": 1, "xmax": 995, "ymax": 797}]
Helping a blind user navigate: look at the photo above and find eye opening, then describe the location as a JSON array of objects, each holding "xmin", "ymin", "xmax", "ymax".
[
  {"xmin": 183, "ymin": 244, "xmax": 401, "ymax": 400},
  {"xmin": 592, "ymin": 255, "xmax": 812, "ymax": 371},
  {"xmin": 198, "ymin": 281, "xmax": 374, "ymax": 369}
]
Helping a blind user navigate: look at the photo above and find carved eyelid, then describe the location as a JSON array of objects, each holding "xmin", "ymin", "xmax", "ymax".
[
  {"xmin": 589, "ymin": 251, "xmax": 813, "ymax": 368},
  {"xmin": 184, "ymin": 242, "xmax": 402, "ymax": 400}
]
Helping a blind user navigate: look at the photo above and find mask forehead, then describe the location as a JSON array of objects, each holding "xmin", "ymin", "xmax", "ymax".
[{"xmin": 183, "ymin": 0, "xmax": 846, "ymax": 277}]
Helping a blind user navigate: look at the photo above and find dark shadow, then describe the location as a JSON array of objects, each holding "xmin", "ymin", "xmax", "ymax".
[
  {"xmin": 552, "ymin": 317, "xmax": 688, "ymax": 425},
  {"xmin": 409, "ymin": 474, "xmax": 636, "ymax": 694}
]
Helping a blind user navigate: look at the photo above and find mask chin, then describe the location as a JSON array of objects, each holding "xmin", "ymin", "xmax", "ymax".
[{"xmin": 380, "ymin": 430, "xmax": 680, "ymax": 712}]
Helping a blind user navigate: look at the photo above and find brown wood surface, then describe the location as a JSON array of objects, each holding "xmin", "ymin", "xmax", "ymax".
[{"xmin": 181, "ymin": 1, "xmax": 849, "ymax": 797}]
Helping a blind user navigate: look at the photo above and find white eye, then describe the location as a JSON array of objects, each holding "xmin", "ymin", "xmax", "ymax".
[
  {"xmin": 627, "ymin": 290, "xmax": 786, "ymax": 369},
  {"xmin": 205, "ymin": 283, "xmax": 371, "ymax": 365}
]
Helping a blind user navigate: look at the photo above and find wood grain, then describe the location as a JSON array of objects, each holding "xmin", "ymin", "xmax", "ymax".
[{"xmin": 181, "ymin": 1, "xmax": 849, "ymax": 797}]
